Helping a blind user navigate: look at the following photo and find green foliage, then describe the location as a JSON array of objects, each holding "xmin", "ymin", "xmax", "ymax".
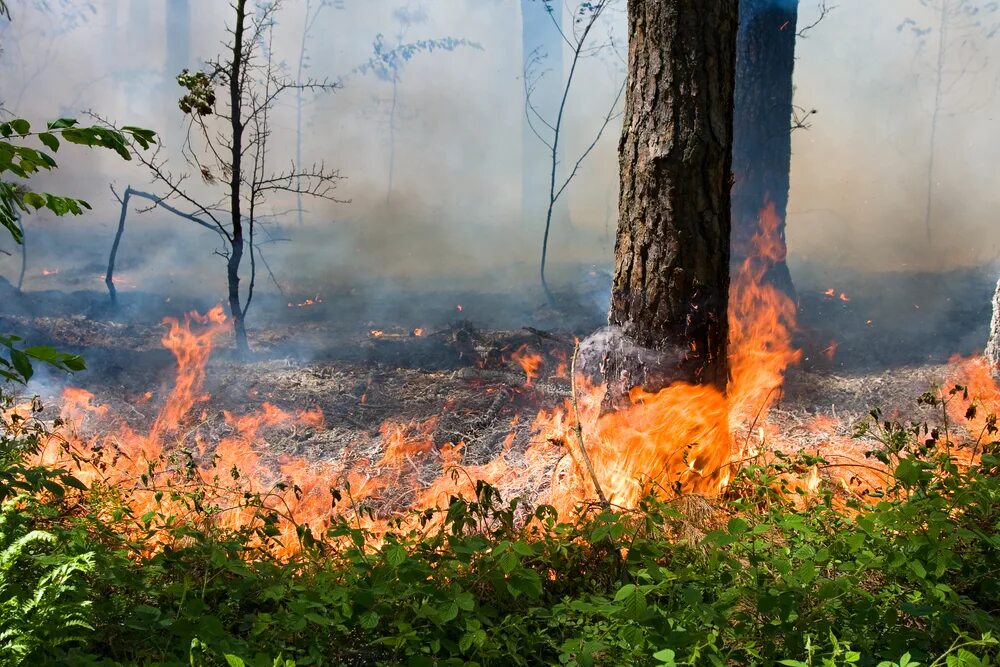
[
  {"xmin": 0, "ymin": 116, "xmax": 155, "ymax": 383},
  {"xmin": 177, "ymin": 69, "xmax": 217, "ymax": 116},
  {"xmin": 0, "ymin": 386, "xmax": 997, "ymax": 665}
]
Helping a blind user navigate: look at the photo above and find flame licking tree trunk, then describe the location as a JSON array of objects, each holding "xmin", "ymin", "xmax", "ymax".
[
  {"xmin": 732, "ymin": 0, "xmax": 797, "ymax": 302},
  {"xmin": 609, "ymin": 0, "xmax": 738, "ymax": 393}
]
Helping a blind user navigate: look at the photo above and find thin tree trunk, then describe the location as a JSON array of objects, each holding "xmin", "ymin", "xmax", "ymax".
[
  {"xmin": 295, "ymin": 0, "xmax": 312, "ymax": 226},
  {"xmin": 105, "ymin": 187, "xmax": 221, "ymax": 304},
  {"xmin": 15, "ymin": 211, "xmax": 25, "ymax": 295},
  {"xmin": 106, "ymin": 186, "xmax": 133, "ymax": 305},
  {"xmin": 386, "ymin": 75, "xmax": 398, "ymax": 204},
  {"xmin": 924, "ymin": 0, "xmax": 949, "ymax": 243},
  {"xmin": 229, "ymin": 0, "xmax": 249, "ymax": 356},
  {"xmin": 731, "ymin": 0, "xmax": 798, "ymax": 302},
  {"xmin": 609, "ymin": 0, "xmax": 738, "ymax": 393},
  {"xmin": 521, "ymin": 0, "xmax": 562, "ymax": 230}
]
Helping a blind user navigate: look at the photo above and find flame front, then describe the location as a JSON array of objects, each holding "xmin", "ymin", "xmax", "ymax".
[{"xmin": 45, "ymin": 202, "xmax": 996, "ymax": 554}]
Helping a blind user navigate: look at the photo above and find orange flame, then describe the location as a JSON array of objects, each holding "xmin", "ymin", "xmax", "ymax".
[
  {"xmin": 41, "ymin": 202, "xmax": 848, "ymax": 551},
  {"xmin": 511, "ymin": 345, "xmax": 543, "ymax": 386}
]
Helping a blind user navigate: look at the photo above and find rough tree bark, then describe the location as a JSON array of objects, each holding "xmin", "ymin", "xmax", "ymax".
[
  {"xmin": 608, "ymin": 0, "xmax": 738, "ymax": 394},
  {"xmin": 987, "ymin": 278, "xmax": 1000, "ymax": 377},
  {"xmin": 731, "ymin": 0, "xmax": 797, "ymax": 301}
]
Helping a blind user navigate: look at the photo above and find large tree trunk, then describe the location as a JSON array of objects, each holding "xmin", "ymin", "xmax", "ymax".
[
  {"xmin": 608, "ymin": 0, "xmax": 738, "ymax": 393},
  {"xmin": 731, "ymin": 0, "xmax": 797, "ymax": 301}
]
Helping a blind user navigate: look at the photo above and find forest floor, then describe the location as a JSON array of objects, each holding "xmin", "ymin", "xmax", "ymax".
[{"xmin": 1, "ymin": 260, "xmax": 996, "ymax": 506}]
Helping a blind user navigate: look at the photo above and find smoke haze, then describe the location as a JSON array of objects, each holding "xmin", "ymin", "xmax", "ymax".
[{"xmin": 1, "ymin": 0, "xmax": 998, "ymax": 308}]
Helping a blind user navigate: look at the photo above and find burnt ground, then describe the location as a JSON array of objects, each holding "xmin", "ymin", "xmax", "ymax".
[{"xmin": 2, "ymin": 260, "xmax": 997, "ymax": 501}]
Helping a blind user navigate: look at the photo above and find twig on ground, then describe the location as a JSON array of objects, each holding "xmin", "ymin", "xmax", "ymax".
[{"xmin": 571, "ymin": 339, "xmax": 608, "ymax": 507}]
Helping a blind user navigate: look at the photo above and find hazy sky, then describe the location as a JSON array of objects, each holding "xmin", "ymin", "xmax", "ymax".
[{"xmin": 1, "ymin": 0, "xmax": 998, "ymax": 299}]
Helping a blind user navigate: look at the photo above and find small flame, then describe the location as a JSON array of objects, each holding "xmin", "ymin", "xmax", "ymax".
[
  {"xmin": 370, "ymin": 329, "xmax": 384, "ymax": 338},
  {"xmin": 41, "ymin": 268, "xmax": 60, "ymax": 276},
  {"xmin": 511, "ymin": 345, "xmax": 543, "ymax": 386},
  {"xmin": 413, "ymin": 328, "xmax": 424, "ymax": 337},
  {"xmin": 287, "ymin": 294, "xmax": 323, "ymax": 308},
  {"xmin": 823, "ymin": 288, "xmax": 850, "ymax": 302}
]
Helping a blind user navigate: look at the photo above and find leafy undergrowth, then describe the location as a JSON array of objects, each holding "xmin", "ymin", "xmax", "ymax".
[{"xmin": 1, "ymin": 389, "xmax": 998, "ymax": 667}]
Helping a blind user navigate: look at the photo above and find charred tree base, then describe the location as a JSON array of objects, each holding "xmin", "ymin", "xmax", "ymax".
[{"xmin": 577, "ymin": 326, "xmax": 690, "ymax": 411}]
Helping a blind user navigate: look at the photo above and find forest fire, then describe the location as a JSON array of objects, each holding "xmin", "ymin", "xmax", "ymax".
[
  {"xmin": 33, "ymin": 203, "xmax": 811, "ymax": 548},
  {"xmin": 31, "ymin": 198, "xmax": 1000, "ymax": 555}
]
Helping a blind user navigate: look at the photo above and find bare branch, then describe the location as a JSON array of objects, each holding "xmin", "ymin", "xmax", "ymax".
[{"xmin": 798, "ymin": 1, "xmax": 836, "ymax": 39}]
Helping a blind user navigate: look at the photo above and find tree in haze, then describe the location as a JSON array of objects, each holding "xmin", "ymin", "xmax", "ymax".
[
  {"xmin": 608, "ymin": 0, "xmax": 739, "ymax": 392},
  {"xmin": 294, "ymin": 0, "xmax": 345, "ymax": 226},
  {"xmin": 349, "ymin": 4, "xmax": 481, "ymax": 204},
  {"xmin": 125, "ymin": 0, "xmax": 345, "ymax": 355},
  {"xmin": 524, "ymin": 0, "xmax": 625, "ymax": 304},
  {"xmin": 899, "ymin": 0, "xmax": 999, "ymax": 242},
  {"xmin": 731, "ymin": 0, "xmax": 803, "ymax": 302},
  {"xmin": 520, "ymin": 0, "xmax": 563, "ymax": 233}
]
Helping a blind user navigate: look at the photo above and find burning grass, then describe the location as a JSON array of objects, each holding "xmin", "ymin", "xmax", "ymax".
[{"xmin": 28, "ymin": 203, "xmax": 1000, "ymax": 551}]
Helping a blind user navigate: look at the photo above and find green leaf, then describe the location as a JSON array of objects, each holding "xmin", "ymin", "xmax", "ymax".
[
  {"xmin": 224, "ymin": 656, "xmax": 247, "ymax": 667},
  {"xmin": 10, "ymin": 119, "xmax": 30, "ymax": 135},
  {"xmin": 653, "ymin": 649, "xmax": 676, "ymax": 666},
  {"xmin": 9, "ymin": 348, "xmax": 33, "ymax": 381},
  {"xmin": 38, "ymin": 132, "xmax": 59, "ymax": 151},
  {"xmin": 908, "ymin": 560, "xmax": 927, "ymax": 579},
  {"xmin": 728, "ymin": 517, "xmax": 749, "ymax": 535},
  {"xmin": 383, "ymin": 544, "xmax": 407, "ymax": 567},
  {"xmin": 47, "ymin": 118, "xmax": 78, "ymax": 130},
  {"xmin": 359, "ymin": 610, "xmax": 379, "ymax": 629},
  {"xmin": 60, "ymin": 475, "xmax": 89, "ymax": 492}
]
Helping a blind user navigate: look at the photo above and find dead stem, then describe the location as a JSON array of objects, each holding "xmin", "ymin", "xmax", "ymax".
[{"xmin": 570, "ymin": 339, "xmax": 609, "ymax": 508}]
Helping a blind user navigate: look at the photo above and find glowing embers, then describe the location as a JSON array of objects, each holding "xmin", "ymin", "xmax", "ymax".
[
  {"xmin": 823, "ymin": 288, "xmax": 850, "ymax": 302},
  {"xmin": 288, "ymin": 294, "xmax": 323, "ymax": 308}
]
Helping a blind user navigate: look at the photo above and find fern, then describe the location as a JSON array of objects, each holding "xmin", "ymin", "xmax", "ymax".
[{"xmin": 0, "ymin": 501, "xmax": 96, "ymax": 664}]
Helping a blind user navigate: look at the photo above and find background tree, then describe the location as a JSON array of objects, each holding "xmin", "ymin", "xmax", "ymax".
[
  {"xmin": 609, "ymin": 0, "xmax": 739, "ymax": 392},
  {"xmin": 520, "ymin": 0, "xmax": 563, "ymax": 232},
  {"xmin": 294, "ymin": 0, "xmax": 345, "ymax": 226},
  {"xmin": 129, "ymin": 0, "xmax": 345, "ymax": 355},
  {"xmin": 731, "ymin": 0, "xmax": 804, "ymax": 302},
  {"xmin": 898, "ymin": 0, "xmax": 999, "ymax": 241},
  {"xmin": 0, "ymin": 2, "xmax": 154, "ymax": 383},
  {"xmin": 349, "ymin": 4, "xmax": 481, "ymax": 203},
  {"xmin": 525, "ymin": 0, "xmax": 625, "ymax": 304}
]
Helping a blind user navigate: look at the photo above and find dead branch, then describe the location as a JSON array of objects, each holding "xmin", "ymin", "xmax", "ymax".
[{"xmin": 571, "ymin": 339, "xmax": 609, "ymax": 507}]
